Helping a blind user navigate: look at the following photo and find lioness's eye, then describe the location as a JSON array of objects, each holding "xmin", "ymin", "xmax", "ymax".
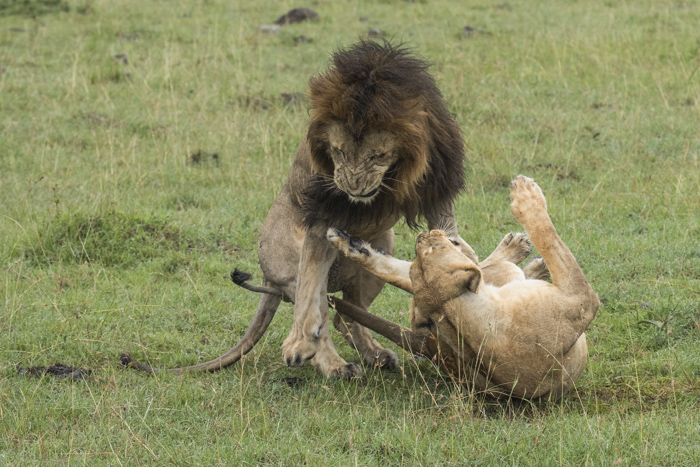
[{"xmin": 450, "ymin": 240, "xmax": 459, "ymax": 246}]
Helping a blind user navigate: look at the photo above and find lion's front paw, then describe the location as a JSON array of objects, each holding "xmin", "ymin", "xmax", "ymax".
[
  {"xmin": 327, "ymin": 228, "xmax": 372, "ymax": 258},
  {"xmin": 281, "ymin": 333, "xmax": 319, "ymax": 367},
  {"xmin": 510, "ymin": 175, "xmax": 547, "ymax": 223}
]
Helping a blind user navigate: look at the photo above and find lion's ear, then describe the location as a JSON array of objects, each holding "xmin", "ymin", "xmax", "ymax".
[{"xmin": 462, "ymin": 266, "xmax": 481, "ymax": 294}]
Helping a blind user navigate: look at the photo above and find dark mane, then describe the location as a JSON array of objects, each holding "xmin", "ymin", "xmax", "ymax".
[{"xmin": 304, "ymin": 40, "xmax": 465, "ymax": 229}]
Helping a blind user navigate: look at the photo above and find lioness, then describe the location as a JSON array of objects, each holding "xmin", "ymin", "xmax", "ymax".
[{"xmin": 327, "ymin": 176, "xmax": 599, "ymax": 399}]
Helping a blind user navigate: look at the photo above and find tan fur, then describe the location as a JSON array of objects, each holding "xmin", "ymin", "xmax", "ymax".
[{"xmin": 328, "ymin": 176, "xmax": 599, "ymax": 399}]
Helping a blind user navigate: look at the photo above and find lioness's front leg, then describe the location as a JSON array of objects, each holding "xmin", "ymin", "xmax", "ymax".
[
  {"xmin": 282, "ymin": 224, "xmax": 361, "ymax": 379},
  {"xmin": 327, "ymin": 228, "xmax": 413, "ymax": 293}
]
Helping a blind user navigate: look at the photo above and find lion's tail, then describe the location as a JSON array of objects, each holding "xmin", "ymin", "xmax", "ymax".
[{"xmin": 120, "ymin": 270, "xmax": 282, "ymax": 374}]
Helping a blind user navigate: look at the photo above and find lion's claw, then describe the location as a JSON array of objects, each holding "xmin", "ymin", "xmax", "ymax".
[{"xmin": 327, "ymin": 227, "xmax": 373, "ymax": 258}]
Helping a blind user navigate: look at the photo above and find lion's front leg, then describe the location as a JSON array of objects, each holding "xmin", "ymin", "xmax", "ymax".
[
  {"xmin": 282, "ymin": 224, "xmax": 361, "ymax": 379},
  {"xmin": 427, "ymin": 203, "xmax": 480, "ymax": 264},
  {"xmin": 331, "ymin": 229, "xmax": 399, "ymax": 370}
]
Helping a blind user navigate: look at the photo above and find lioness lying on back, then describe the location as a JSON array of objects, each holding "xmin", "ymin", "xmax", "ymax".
[{"xmin": 328, "ymin": 176, "xmax": 599, "ymax": 400}]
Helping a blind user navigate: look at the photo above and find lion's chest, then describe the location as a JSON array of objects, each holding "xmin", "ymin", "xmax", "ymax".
[{"xmin": 341, "ymin": 212, "xmax": 400, "ymax": 239}]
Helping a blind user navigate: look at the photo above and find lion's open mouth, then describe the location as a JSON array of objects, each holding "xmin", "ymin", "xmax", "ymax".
[
  {"xmin": 357, "ymin": 187, "xmax": 379, "ymax": 198},
  {"xmin": 348, "ymin": 187, "xmax": 380, "ymax": 204}
]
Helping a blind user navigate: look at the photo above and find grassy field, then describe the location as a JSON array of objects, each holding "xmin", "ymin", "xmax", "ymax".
[{"xmin": 1, "ymin": 0, "xmax": 700, "ymax": 464}]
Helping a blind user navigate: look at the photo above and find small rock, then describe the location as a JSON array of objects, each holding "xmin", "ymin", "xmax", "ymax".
[
  {"xmin": 280, "ymin": 92, "xmax": 305, "ymax": 104},
  {"xmin": 260, "ymin": 24, "xmax": 281, "ymax": 34},
  {"xmin": 368, "ymin": 28, "xmax": 382, "ymax": 38},
  {"xmin": 293, "ymin": 35, "xmax": 310, "ymax": 44},
  {"xmin": 271, "ymin": 377, "xmax": 304, "ymax": 388},
  {"xmin": 275, "ymin": 8, "xmax": 319, "ymax": 25},
  {"xmin": 463, "ymin": 25, "xmax": 489, "ymax": 38},
  {"xmin": 189, "ymin": 150, "xmax": 220, "ymax": 166},
  {"xmin": 114, "ymin": 53, "xmax": 128, "ymax": 65},
  {"xmin": 116, "ymin": 33, "xmax": 140, "ymax": 41}
]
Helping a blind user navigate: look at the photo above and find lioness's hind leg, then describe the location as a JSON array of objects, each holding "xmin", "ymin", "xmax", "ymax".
[
  {"xmin": 522, "ymin": 257, "xmax": 550, "ymax": 281},
  {"xmin": 509, "ymin": 175, "xmax": 599, "ymax": 317},
  {"xmin": 480, "ymin": 232, "xmax": 532, "ymax": 267},
  {"xmin": 333, "ymin": 312, "xmax": 398, "ymax": 370},
  {"xmin": 477, "ymin": 233, "xmax": 531, "ymax": 286}
]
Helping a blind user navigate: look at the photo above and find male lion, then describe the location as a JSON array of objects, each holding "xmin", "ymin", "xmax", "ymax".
[
  {"xmin": 326, "ymin": 176, "xmax": 599, "ymax": 399},
  {"xmin": 124, "ymin": 41, "xmax": 471, "ymax": 379}
]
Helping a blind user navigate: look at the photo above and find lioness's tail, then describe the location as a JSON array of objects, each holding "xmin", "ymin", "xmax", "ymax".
[{"xmin": 119, "ymin": 270, "xmax": 282, "ymax": 373}]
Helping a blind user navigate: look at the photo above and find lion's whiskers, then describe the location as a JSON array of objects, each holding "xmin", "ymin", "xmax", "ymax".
[
  {"xmin": 379, "ymin": 181, "xmax": 397, "ymax": 194},
  {"xmin": 382, "ymin": 176, "xmax": 407, "ymax": 185}
]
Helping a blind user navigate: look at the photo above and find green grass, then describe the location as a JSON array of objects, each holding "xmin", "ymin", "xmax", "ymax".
[{"xmin": 2, "ymin": 0, "xmax": 700, "ymax": 464}]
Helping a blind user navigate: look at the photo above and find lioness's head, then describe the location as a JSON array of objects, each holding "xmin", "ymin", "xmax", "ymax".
[{"xmin": 410, "ymin": 230, "xmax": 481, "ymax": 307}]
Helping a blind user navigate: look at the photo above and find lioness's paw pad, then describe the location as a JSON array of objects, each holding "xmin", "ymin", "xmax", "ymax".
[{"xmin": 510, "ymin": 175, "xmax": 547, "ymax": 221}]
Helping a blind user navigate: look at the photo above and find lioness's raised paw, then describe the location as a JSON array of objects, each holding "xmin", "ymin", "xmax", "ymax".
[
  {"xmin": 496, "ymin": 232, "xmax": 532, "ymax": 264},
  {"xmin": 510, "ymin": 175, "xmax": 547, "ymax": 224},
  {"xmin": 327, "ymin": 228, "xmax": 372, "ymax": 258}
]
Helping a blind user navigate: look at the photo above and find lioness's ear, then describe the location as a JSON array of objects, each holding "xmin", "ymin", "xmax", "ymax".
[{"xmin": 462, "ymin": 266, "xmax": 481, "ymax": 294}]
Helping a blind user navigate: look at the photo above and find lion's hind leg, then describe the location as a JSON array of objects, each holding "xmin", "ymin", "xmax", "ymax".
[
  {"xmin": 333, "ymin": 311, "xmax": 399, "ymax": 370},
  {"xmin": 328, "ymin": 228, "xmax": 400, "ymax": 370}
]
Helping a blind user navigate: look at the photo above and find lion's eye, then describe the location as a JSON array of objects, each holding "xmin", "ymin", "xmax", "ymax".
[
  {"xmin": 370, "ymin": 152, "xmax": 387, "ymax": 161},
  {"xmin": 331, "ymin": 147, "xmax": 346, "ymax": 160},
  {"xmin": 450, "ymin": 240, "xmax": 459, "ymax": 246}
]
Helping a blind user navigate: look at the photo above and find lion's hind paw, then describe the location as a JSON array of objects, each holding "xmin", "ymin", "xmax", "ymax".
[{"xmin": 331, "ymin": 363, "xmax": 363, "ymax": 380}]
